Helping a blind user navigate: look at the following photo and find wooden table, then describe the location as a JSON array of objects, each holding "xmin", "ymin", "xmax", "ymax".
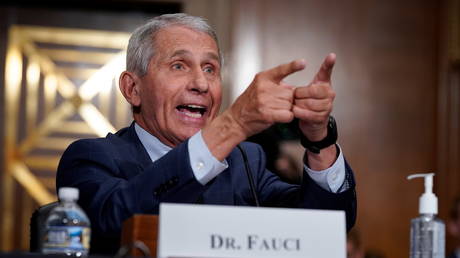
[{"xmin": 121, "ymin": 215, "xmax": 158, "ymax": 257}]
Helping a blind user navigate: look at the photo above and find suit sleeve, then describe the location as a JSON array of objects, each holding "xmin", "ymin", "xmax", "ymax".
[
  {"xmin": 299, "ymin": 161, "xmax": 357, "ymax": 231},
  {"xmin": 56, "ymin": 139, "xmax": 205, "ymax": 234},
  {"xmin": 241, "ymin": 142, "xmax": 356, "ymax": 231}
]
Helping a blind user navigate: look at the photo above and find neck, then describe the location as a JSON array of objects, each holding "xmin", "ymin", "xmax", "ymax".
[{"xmin": 133, "ymin": 115, "xmax": 178, "ymax": 148}]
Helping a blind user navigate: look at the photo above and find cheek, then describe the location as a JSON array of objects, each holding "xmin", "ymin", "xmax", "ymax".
[
  {"xmin": 140, "ymin": 87, "xmax": 165, "ymax": 116},
  {"xmin": 211, "ymin": 82, "xmax": 223, "ymax": 104},
  {"xmin": 141, "ymin": 81, "xmax": 171, "ymax": 108},
  {"xmin": 212, "ymin": 90, "xmax": 222, "ymax": 113}
]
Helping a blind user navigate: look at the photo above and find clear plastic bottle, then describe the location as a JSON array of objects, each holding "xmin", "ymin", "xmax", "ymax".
[
  {"xmin": 407, "ymin": 173, "xmax": 445, "ymax": 258},
  {"xmin": 410, "ymin": 214, "xmax": 445, "ymax": 258},
  {"xmin": 42, "ymin": 187, "xmax": 91, "ymax": 257}
]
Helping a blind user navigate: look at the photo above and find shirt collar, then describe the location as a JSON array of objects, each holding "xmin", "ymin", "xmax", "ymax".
[{"xmin": 134, "ymin": 122, "xmax": 171, "ymax": 162}]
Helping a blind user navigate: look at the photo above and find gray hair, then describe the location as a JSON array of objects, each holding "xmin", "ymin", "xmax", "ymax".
[{"xmin": 127, "ymin": 13, "xmax": 221, "ymax": 77}]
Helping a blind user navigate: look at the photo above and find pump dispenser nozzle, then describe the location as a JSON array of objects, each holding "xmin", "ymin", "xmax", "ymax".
[{"xmin": 407, "ymin": 173, "xmax": 437, "ymax": 215}]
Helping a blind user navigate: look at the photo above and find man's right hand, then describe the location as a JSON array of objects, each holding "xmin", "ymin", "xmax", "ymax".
[
  {"xmin": 202, "ymin": 60, "xmax": 306, "ymax": 161},
  {"xmin": 228, "ymin": 59, "xmax": 306, "ymax": 138}
]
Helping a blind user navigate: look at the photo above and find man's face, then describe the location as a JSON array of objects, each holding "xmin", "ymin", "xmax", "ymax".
[{"xmin": 135, "ymin": 25, "xmax": 222, "ymax": 147}]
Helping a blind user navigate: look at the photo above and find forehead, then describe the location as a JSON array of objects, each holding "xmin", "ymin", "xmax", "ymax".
[{"xmin": 153, "ymin": 25, "xmax": 219, "ymax": 59}]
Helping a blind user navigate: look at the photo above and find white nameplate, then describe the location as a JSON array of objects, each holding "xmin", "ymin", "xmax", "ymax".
[{"xmin": 158, "ymin": 203, "xmax": 345, "ymax": 258}]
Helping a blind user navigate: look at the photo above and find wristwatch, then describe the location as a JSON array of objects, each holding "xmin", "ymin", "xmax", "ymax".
[{"xmin": 300, "ymin": 116, "xmax": 338, "ymax": 154}]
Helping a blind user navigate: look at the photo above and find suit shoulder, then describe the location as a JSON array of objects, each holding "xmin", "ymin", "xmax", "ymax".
[
  {"xmin": 60, "ymin": 138, "xmax": 113, "ymax": 165},
  {"xmin": 63, "ymin": 126, "xmax": 131, "ymax": 156},
  {"xmin": 65, "ymin": 137, "xmax": 107, "ymax": 152}
]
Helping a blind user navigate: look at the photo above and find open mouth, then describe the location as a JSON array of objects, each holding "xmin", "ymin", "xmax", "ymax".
[{"xmin": 176, "ymin": 104, "xmax": 207, "ymax": 118}]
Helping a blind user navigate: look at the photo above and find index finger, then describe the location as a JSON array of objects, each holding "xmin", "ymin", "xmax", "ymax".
[
  {"xmin": 312, "ymin": 53, "xmax": 336, "ymax": 83},
  {"xmin": 263, "ymin": 59, "xmax": 306, "ymax": 83}
]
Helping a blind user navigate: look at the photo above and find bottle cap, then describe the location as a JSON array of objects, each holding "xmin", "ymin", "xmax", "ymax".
[
  {"xmin": 407, "ymin": 173, "xmax": 437, "ymax": 215},
  {"xmin": 58, "ymin": 187, "xmax": 79, "ymax": 201}
]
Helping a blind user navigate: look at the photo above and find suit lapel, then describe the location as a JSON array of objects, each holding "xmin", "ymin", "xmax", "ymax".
[{"xmin": 114, "ymin": 122, "xmax": 153, "ymax": 169}]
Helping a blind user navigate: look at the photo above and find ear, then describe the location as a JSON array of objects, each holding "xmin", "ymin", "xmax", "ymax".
[{"xmin": 119, "ymin": 71, "xmax": 141, "ymax": 107}]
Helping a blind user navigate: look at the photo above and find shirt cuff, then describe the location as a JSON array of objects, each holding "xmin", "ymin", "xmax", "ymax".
[
  {"xmin": 188, "ymin": 131, "xmax": 228, "ymax": 185},
  {"xmin": 304, "ymin": 144, "xmax": 346, "ymax": 193}
]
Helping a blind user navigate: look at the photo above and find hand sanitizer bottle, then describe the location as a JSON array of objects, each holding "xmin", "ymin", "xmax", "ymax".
[{"xmin": 407, "ymin": 173, "xmax": 445, "ymax": 258}]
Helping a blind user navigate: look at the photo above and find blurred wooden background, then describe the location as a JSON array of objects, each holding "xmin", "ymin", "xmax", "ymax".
[{"xmin": 0, "ymin": 1, "xmax": 459, "ymax": 257}]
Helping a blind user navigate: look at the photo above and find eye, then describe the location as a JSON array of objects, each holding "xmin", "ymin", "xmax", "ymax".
[
  {"xmin": 172, "ymin": 63, "xmax": 185, "ymax": 70},
  {"xmin": 203, "ymin": 65, "xmax": 214, "ymax": 74}
]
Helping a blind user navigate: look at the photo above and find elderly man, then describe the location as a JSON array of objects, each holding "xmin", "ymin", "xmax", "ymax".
[{"xmin": 57, "ymin": 13, "xmax": 356, "ymax": 254}]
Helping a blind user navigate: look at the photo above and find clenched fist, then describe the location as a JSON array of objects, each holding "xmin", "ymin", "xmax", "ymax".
[{"xmin": 229, "ymin": 59, "xmax": 306, "ymax": 138}]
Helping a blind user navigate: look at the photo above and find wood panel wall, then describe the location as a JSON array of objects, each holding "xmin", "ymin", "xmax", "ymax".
[
  {"xmin": 231, "ymin": 1, "xmax": 441, "ymax": 257},
  {"xmin": 438, "ymin": 0, "xmax": 460, "ymax": 253}
]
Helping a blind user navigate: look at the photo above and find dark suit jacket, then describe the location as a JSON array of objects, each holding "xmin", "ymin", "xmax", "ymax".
[
  {"xmin": 56, "ymin": 123, "xmax": 356, "ymax": 254},
  {"xmin": 448, "ymin": 252, "xmax": 459, "ymax": 258}
]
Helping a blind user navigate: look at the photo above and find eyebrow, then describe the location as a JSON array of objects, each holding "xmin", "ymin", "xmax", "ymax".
[
  {"xmin": 170, "ymin": 49, "xmax": 220, "ymax": 64},
  {"xmin": 205, "ymin": 52, "xmax": 220, "ymax": 64},
  {"xmin": 170, "ymin": 49, "xmax": 190, "ymax": 59}
]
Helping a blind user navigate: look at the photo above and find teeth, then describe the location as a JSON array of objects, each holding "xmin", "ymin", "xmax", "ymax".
[
  {"xmin": 186, "ymin": 104, "xmax": 205, "ymax": 109},
  {"xmin": 186, "ymin": 112, "xmax": 202, "ymax": 118},
  {"xmin": 179, "ymin": 109, "xmax": 203, "ymax": 118},
  {"xmin": 176, "ymin": 104, "xmax": 207, "ymax": 118}
]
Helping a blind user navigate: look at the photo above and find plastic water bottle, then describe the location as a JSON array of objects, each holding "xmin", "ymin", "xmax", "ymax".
[
  {"xmin": 407, "ymin": 173, "xmax": 445, "ymax": 258},
  {"xmin": 42, "ymin": 187, "xmax": 91, "ymax": 257}
]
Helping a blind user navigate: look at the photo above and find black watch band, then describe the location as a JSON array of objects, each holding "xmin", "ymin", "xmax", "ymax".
[{"xmin": 300, "ymin": 116, "xmax": 338, "ymax": 154}]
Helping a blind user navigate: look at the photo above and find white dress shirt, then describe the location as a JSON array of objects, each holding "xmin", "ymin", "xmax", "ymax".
[{"xmin": 134, "ymin": 123, "xmax": 346, "ymax": 193}]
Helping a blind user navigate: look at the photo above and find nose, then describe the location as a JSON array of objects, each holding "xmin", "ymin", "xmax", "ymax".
[{"xmin": 188, "ymin": 68, "xmax": 209, "ymax": 94}]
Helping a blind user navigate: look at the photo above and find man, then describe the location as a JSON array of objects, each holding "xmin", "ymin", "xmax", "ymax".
[{"xmin": 57, "ymin": 13, "xmax": 356, "ymax": 254}]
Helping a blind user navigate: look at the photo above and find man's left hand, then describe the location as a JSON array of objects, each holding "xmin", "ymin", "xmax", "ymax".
[{"xmin": 293, "ymin": 53, "xmax": 336, "ymax": 142}]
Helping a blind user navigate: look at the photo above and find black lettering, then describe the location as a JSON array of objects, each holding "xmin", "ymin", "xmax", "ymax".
[
  {"xmin": 211, "ymin": 234, "xmax": 223, "ymax": 249},
  {"xmin": 296, "ymin": 239, "xmax": 300, "ymax": 251},
  {"xmin": 225, "ymin": 237, "xmax": 237, "ymax": 249},
  {"xmin": 260, "ymin": 238, "xmax": 270, "ymax": 250},
  {"xmin": 284, "ymin": 238, "xmax": 297, "ymax": 251},
  {"xmin": 272, "ymin": 238, "xmax": 281, "ymax": 250},
  {"xmin": 247, "ymin": 234, "xmax": 258, "ymax": 250}
]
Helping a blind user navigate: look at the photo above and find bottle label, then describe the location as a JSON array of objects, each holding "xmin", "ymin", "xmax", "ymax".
[{"xmin": 43, "ymin": 226, "xmax": 90, "ymax": 252}]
